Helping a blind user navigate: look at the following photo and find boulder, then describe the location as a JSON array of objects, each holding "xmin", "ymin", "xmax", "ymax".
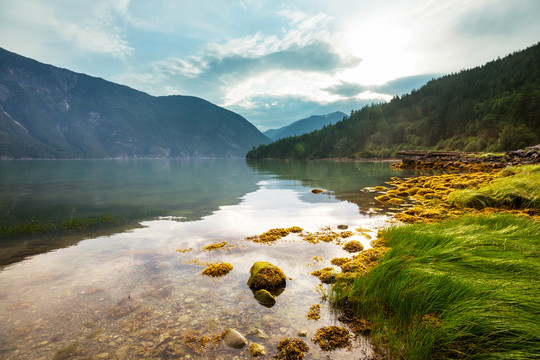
[
  {"xmin": 223, "ymin": 328, "xmax": 247, "ymax": 349},
  {"xmin": 247, "ymin": 262, "xmax": 286, "ymax": 292}
]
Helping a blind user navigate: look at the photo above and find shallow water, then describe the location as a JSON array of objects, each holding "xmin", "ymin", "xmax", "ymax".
[{"xmin": 0, "ymin": 159, "xmax": 399, "ymax": 359}]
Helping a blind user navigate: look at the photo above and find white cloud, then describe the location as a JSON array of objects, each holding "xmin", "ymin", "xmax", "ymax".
[
  {"xmin": 50, "ymin": 0, "xmax": 134, "ymax": 60},
  {"xmin": 2, "ymin": 0, "xmax": 539, "ymax": 130},
  {"xmin": 52, "ymin": 19, "xmax": 133, "ymax": 60}
]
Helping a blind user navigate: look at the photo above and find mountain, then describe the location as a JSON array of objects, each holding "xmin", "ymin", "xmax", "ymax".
[
  {"xmin": 247, "ymin": 43, "xmax": 540, "ymax": 159},
  {"xmin": 264, "ymin": 111, "xmax": 346, "ymax": 141},
  {"xmin": 0, "ymin": 47, "xmax": 270, "ymax": 159}
]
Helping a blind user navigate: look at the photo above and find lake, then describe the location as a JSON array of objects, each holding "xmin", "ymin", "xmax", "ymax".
[{"xmin": 0, "ymin": 159, "xmax": 400, "ymax": 359}]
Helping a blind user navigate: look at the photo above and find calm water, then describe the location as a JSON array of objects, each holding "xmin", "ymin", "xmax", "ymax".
[{"xmin": 0, "ymin": 159, "xmax": 399, "ymax": 359}]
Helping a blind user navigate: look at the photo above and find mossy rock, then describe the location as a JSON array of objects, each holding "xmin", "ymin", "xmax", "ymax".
[
  {"xmin": 343, "ymin": 240, "xmax": 364, "ymax": 253},
  {"xmin": 53, "ymin": 341, "xmax": 79, "ymax": 360},
  {"xmin": 247, "ymin": 261, "xmax": 286, "ymax": 293},
  {"xmin": 254, "ymin": 289, "xmax": 276, "ymax": 307}
]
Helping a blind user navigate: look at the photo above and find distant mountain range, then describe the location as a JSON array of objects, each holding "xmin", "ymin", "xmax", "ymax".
[
  {"xmin": 264, "ymin": 111, "xmax": 346, "ymax": 141},
  {"xmin": 0, "ymin": 47, "xmax": 270, "ymax": 158}
]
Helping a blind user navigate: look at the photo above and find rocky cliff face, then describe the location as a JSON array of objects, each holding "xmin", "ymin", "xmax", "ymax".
[{"xmin": 0, "ymin": 47, "xmax": 270, "ymax": 158}]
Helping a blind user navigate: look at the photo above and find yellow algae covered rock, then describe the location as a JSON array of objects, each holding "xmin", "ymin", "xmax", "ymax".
[
  {"xmin": 341, "ymin": 260, "xmax": 369, "ymax": 274},
  {"xmin": 201, "ymin": 262, "xmax": 233, "ymax": 277},
  {"xmin": 249, "ymin": 342, "xmax": 267, "ymax": 357},
  {"xmin": 311, "ymin": 326, "xmax": 351, "ymax": 351},
  {"xmin": 245, "ymin": 226, "xmax": 303, "ymax": 243},
  {"xmin": 306, "ymin": 304, "xmax": 321, "ymax": 320},
  {"xmin": 247, "ymin": 261, "xmax": 286, "ymax": 291},
  {"xmin": 202, "ymin": 241, "xmax": 235, "ymax": 252},
  {"xmin": 387, "ymin": 197, "xmax": 406, "ymax": 205},
  {"xmin": 330, "ymin": 257, "xmax": 350, "ymax": 266},
  {"xmin": 341, "ymin": 247, "xmax": 389, "ymax": 273},
  {"xmin": 343, "ymin": 240, "xmax": 364, "ymax": 253},
  {"xmin": 311, "ymin": 267, "xmax": 339, "ymax": 284},
  {"xmin": 275, "ymin": 338, "xmax": 309, "ymax": 360}
]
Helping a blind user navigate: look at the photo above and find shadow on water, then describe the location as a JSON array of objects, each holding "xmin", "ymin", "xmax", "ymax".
[{"xmin": 0, "ymin": 159, "xmax": 261, "ymax": 266}]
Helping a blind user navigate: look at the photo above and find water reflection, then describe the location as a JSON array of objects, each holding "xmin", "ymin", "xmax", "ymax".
[
  {"xmin": 247, "ymin": 159, "xmax": 400, "ymax": 212},
  {"xmin": 0, "ymin": 161, "xmax": 397, "ymax": 359},
  {"xmin": 0, "ymin": 159, "xmax": 262, "ymax": 266}
]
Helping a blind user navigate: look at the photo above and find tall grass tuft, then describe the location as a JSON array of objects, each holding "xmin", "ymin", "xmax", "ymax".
[
  {"xmin": 331, "ymin": 214, "xmax": 540, "ymax": 359},
  {"xmin": 448, "ymin": 165, "xmax": 540, "ymax": 210}
]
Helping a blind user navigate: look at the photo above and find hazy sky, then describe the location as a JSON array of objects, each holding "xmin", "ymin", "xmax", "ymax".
[{"xmin": 1, "ymin": 0, "xmax": 539, "ymax": 130}]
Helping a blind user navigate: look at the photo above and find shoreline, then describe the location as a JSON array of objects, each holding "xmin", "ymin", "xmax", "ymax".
[{"xmin": 329, "ymin": 162, "xmax": 539, "ymax": 359}]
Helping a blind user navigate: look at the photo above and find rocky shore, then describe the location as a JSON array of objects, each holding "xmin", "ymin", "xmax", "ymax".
[{"xmin": 392, "ymin": 144, "xmax": 540, "ymax": 170}]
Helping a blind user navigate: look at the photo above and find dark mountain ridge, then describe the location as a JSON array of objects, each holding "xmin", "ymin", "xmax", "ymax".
[
  {"xmin": 247, "ymin": 43, "xmax": 540, "ymax": 159},
  {"xmin": 0, "ymin": 47, "xmax": 270, "ymax": 158},
  {"xmin": 264, "ymin": 111, "xmax": 347, "ymax": 141}
]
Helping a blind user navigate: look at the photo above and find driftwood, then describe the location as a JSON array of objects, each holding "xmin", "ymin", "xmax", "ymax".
[
  {"xmin": 396, "ymin": 150, "xmax": 462, "ymax": 157},
  {"xmin": 394, "ymin": 145, "xmax": 540, "ymax": 169}
]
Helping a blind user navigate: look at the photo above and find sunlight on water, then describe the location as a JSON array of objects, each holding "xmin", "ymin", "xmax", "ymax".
[{"xmin": 0, "ymin": 160, "xmax": 399, "ymax": 359}]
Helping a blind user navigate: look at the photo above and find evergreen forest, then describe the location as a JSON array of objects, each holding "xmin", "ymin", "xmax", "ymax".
[{"xmin": 247, "ymin": 43, "xmax": 540, "ymax": 159}]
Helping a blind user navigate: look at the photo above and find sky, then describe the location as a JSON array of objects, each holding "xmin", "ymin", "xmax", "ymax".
[{"xmin": 1, "ymin": 0, "xmax": 539, "ymax": 131}]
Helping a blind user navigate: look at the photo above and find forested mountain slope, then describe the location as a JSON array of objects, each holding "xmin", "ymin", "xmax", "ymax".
[{"xmin": 247, "ymin": 43, "xmax": 540, "ymax": 159}]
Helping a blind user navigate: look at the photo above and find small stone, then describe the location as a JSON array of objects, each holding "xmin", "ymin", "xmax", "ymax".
[
  {"xmin": 279, "ymin": 327, "xmax": 287, "ymax": 334},
  {"xmin": 254, "ymin": 289, "xmax": 276, "ymax": 307},
  {"xmin": 251, "ymin": 328, "xmax": 269, "ymax": 340},
  {"xmin": 96, "ymin": 353, "xmax": 109, "ymax": 359},
  {"xmin": 158, "ymin": 334, "xmax": 172, "ymax": 346},
  {"xmin": 53, "ymin": 341, "xmax": 79, "ymax": 360},
  {"xmin": 249, "ymin": 342, "xmax": 267, "ymax": 357},
  {"xmin": 297, "ymin": 330, "xmax": 307, "ymax": 337},
  {"xmin": 177, "ymin": 314, "xmax": 189, "ymax": 322},
  {"xmin": 184, "ymin": 297, "xmax": 194, "ymax": 303},
  {"xmin": 115, "ymin": 345, "xmax": 129, "ymax": 360},
  {"xmin": 37, "ymin": 341, "xmax": 49, "ymax": 346},
  {"xmin": 311, "ymin": 189, "xmax": 325, "ymax": 194},
  {"xmin": 223, "ymin": 328, "xmax": 247, "ymax": 349},
  {"xmin": 337, "ymin": 225, "xmax": 348, "ymax": 230}
]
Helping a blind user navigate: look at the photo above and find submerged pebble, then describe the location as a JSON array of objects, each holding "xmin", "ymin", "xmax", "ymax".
[{"xmin": 223, "ymin": 328, "xmax": 247, "ymax": 349}]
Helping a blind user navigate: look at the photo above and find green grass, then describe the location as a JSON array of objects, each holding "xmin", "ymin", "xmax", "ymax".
[
  {"xmin": 331, "ymin": 214, "xmax": 540, "ymax": 359},
  {"xmin": 447, "ymin": 165, "xmax": 540, "ymax": 210},
  {"xmin": 0, "ymin": 214, "xmax": 123, "ymax": 238}
]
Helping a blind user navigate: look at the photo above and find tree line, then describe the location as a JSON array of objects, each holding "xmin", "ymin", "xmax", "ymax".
[{"xmin": 247, "ymin": 43, "xmax": 540, "ymax": 159}]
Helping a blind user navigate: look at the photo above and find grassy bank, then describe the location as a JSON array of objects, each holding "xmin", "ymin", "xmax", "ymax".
[
  {"xmin": 332, "ymin": 214, "xmax": 540, "ymax": 359},
  {"xmin": 331, "ymin": 165, "xmax": 540, "ymax": 359}
]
